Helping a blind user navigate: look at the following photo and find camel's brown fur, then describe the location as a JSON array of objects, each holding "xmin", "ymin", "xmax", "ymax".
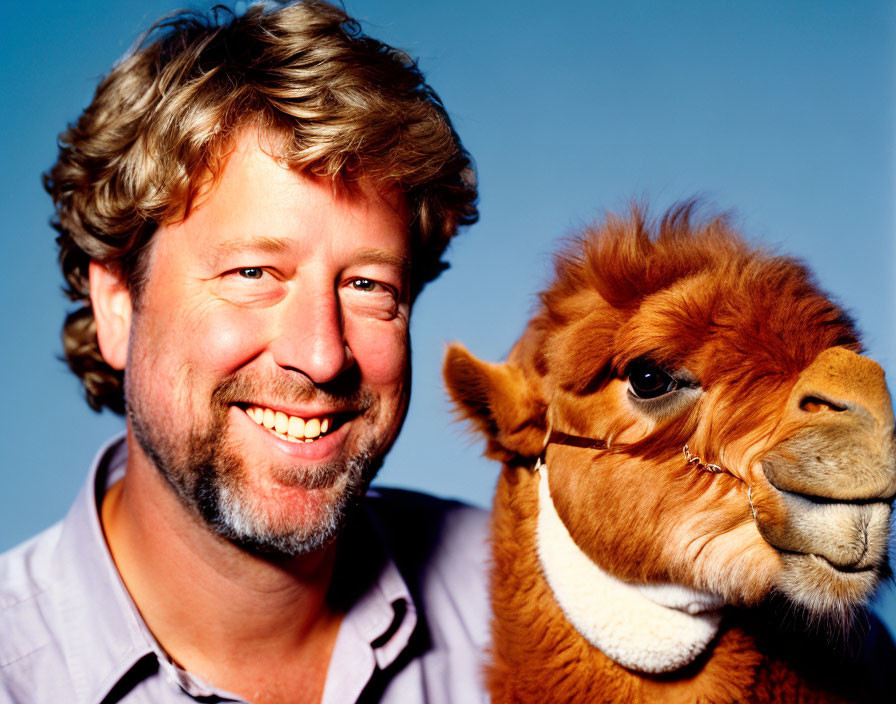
[{"xmin": 445, "ymin": 203, "xmax": 896, "ymax": 703}]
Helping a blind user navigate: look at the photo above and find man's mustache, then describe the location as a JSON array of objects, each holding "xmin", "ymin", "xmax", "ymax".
[{"xmin": 211, "ymin": 366, "xmax": 374, "ymax": 414}]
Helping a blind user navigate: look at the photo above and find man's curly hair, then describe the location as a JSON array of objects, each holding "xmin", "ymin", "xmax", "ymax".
[{"xmin": 45, "ymin": 0, "xmax": 478, "ymax": 415}]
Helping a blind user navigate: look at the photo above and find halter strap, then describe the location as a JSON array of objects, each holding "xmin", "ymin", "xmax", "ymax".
[
  {"xmin": 543, "ymin": 430, "xmax": 613, "ymax": 453},
  {"xmin": 540, "ymin": 429, "xmax": 726, "ymax": 476}
]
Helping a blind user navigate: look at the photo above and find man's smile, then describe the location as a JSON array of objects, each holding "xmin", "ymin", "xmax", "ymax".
[
  {"xmin": 240, "ymin": 404, "xmax": 349, "ymax": 443},
  {"xmin": 223, "ymin": 395, "xmax": 373, "ymax": 466}
]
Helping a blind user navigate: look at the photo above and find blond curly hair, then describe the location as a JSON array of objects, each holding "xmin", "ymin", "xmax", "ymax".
[{"xmin": 45, "ymin": 0, "xmax": 478, "ymax": 414}]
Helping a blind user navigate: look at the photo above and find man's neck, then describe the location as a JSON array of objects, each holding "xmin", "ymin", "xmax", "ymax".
[{"xmin": 100, "ymin": 441, "xmax": 342, "ymax": 704}]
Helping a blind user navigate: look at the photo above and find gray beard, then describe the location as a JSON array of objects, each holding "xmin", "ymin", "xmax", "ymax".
[
  {"xmin": 127, "ymin": 371, "xmax": 383, "ymax": 558},
  {"xmin": 189, "ymin": 434, "xmax": 381, "ymax": 557}
]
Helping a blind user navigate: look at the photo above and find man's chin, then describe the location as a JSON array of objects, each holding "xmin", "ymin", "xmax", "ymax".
[
  {"xmin": 196, "ymin": 452, "xmax": 381, "ymax": 559},
  {"xmin": 202, "ymin": 483, "xmax": 347, "ymax": 557}
]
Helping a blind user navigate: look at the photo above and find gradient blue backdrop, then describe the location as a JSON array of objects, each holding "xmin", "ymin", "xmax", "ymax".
[{"xmin": 2, "ymin": 1, "xmax": 894, "ymax": 634}]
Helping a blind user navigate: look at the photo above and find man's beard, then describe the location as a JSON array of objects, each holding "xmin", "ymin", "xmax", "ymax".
[{"xmin": 127, "ymin": 370, "xmax": 385, "ymax": 558}]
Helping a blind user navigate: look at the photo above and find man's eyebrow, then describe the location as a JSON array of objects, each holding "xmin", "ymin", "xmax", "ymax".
[
  {"xmin": 210, "ymin": 236, "xmax": 294, "ymax": 259},
  {"xmin": 353, "ymin": 248, "xmax": 411, "ymax": 275},
  {"xmin": 207, "ymin": 240, "xmax": 410, "ymax": 274}
]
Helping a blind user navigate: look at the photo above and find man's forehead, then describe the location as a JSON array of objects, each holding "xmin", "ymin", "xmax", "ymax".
[
  {"xmin": 144, "ymin": 130, "xmax": 413, "ymax": 276},
  {"xmin": 170, "ymin": 128, "xmax": 411, "ymax": 231}
]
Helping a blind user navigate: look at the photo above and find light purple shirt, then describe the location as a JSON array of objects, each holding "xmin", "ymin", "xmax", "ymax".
[{"xmin": 0, "ymin": 437, "xmax": 491, "ymax": 703}]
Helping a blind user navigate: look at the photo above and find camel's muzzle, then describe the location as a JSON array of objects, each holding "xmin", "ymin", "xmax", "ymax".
[{"xmin": 752, "ymin": 347, "xmax": 896, "ymax": 609}]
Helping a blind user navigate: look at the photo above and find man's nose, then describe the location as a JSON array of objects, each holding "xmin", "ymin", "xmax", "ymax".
[{"xmin": 268, "ymin": 288, "xmax": 354, "ymax": 384}]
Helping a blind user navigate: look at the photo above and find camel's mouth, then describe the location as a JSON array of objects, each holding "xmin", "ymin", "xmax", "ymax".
[
  {"xmin": 810, "ymin": 552, "xmax": 876, "ymax": 575},
  {"xmin": 774, "ymin": 550, "xmax": 884, "ymax": 615},
  {"xmin": 752, "ymin": 450, "xmax": 892, "ymax": 613},
  {"xmin": 754, "ymin": 483, "xmax": 891, "ymax": 573},
  {"xmin": 755, "ymin": 420, "xmax": 895, "ymax": 581}
]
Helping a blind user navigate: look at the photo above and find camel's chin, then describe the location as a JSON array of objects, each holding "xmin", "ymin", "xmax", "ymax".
[{"xmin": 775, "ymin": 551, "xmax": 883, "ymax": 617}]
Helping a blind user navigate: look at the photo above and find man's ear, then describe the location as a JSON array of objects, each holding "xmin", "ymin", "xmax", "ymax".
[
  {"xmin": 89, "ymin": 260, "xmax": 132, "ymax": 371},
  {"xmin": 443, "ymin": 343, "xmax": 546, "ymax": 462}
]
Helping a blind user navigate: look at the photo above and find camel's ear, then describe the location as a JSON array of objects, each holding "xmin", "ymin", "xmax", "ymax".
[{"xmin": 443, "ymin": 343, "xmax": 546, "ymax": 462}]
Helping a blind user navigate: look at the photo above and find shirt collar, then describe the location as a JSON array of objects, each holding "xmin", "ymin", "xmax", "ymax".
[
  {"xmin": 319, "ymin": 498, "xmax": 419, "ymax": 704},
  {"xmin": 335, "ymin": 500, "xmax": 418, "ymax": 668},
  {"xmin": 45, "ymin": 435, "xmax": 420, "ymax": 704}
]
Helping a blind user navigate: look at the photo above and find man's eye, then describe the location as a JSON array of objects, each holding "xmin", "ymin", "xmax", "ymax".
[
  {"xmin": 237, "ymin": 267, "xmax": 265, "ymax": 280},
  {"xmin": 343, "ymin": 277, "xmax": 400, "ymax": 318},
  {"xmin": 351, "ymin": 278, "xmax": 380, "ymax": 292}
]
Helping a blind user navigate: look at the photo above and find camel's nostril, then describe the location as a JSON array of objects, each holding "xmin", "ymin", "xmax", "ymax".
[{"xmin": 799, "ymin": 395, "xmax": 847, "ymax": 414}]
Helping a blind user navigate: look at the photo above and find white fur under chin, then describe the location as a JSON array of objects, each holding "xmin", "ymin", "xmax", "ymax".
[{"xmin": 534, "ymin": 461, "xmax": 725, "ymax": 674}]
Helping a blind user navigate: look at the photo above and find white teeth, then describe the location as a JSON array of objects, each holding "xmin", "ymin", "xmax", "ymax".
[
  {"xmin": 304, "ymin": 418, "xmax": 321, "ymax": 439},
  {"xmin": 243, "ymin": 406, "xmax": 333, "ymax": 441},
  {"xmin": 288, "ymin": 415, "xmax": 305, "ymax": 438},
  {"xmin": 274, "ymin": 411, "xmax": 288, "ymax": 434},
  {"xmin": 273, "ymin": 430, "xmax": 306, "ymax": 444}
]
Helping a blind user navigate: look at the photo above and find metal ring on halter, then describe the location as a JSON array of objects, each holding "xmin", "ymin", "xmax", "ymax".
[{"xmin": 682, "ymin": 444, "xmax": 723, "ymax": 473}]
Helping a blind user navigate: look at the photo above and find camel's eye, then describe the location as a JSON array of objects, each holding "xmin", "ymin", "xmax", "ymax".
[{"xmin": 626, "ymin": 359, "xmax": 679, "ymax": 399}]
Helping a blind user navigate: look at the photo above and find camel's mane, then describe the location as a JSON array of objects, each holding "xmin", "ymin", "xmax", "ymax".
[
  {"xmin": 545, "ymin": 202, "xmax": 748, "ymax": 311},
  {"xmin": 538, "ymin": 202, "xmax": 858, "ymax": 371}
]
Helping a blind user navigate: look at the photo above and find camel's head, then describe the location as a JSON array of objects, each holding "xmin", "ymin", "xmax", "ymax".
[{"xmin": 444, "ymin": 204, "xmax": 896, "ymax": 620}]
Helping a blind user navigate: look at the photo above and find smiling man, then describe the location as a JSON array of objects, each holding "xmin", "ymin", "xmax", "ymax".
[{"xmin": 0, "ymin": 3, "xmax": 486, "ymax": 703}]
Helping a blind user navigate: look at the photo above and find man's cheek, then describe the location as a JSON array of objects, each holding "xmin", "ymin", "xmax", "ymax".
[
  {"xmin": 192, "ymin": 311, "xmax": 270, "ymax": 373},
  {"xmin": 350, "ymin": 327, "xmax": 409, "ymax": 386}
]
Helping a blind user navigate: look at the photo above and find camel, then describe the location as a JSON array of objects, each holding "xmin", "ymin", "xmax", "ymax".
[{"xmin": 444, "ymin": 203, "xmax": 896, "ymax": 703}]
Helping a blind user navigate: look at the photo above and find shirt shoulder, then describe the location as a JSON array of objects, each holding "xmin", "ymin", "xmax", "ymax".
[
  {"xmin": 364, "ymin": 488, "xmax": 491, "ymax": 649},
  {"xmin": 364, "ymin": 488, "xmax": 489, "ymax": 578},
  {"xmin": 0, "ymin": 524, "xmax": 74, "ymax": 701},
  {"xmin": 0, "ymin": 523, "xmax": 63, "ymax": 656}
]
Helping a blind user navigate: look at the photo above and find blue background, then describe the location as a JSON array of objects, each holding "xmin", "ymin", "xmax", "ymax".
[{"xmin": 2, "ymin": 1, "xmax": 894, "ymax": 633}]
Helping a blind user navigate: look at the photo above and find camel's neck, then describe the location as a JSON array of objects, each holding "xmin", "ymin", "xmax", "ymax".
[{"xmin": 534, "ymin": 461, "xmax": 725, "ymax": 674}]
